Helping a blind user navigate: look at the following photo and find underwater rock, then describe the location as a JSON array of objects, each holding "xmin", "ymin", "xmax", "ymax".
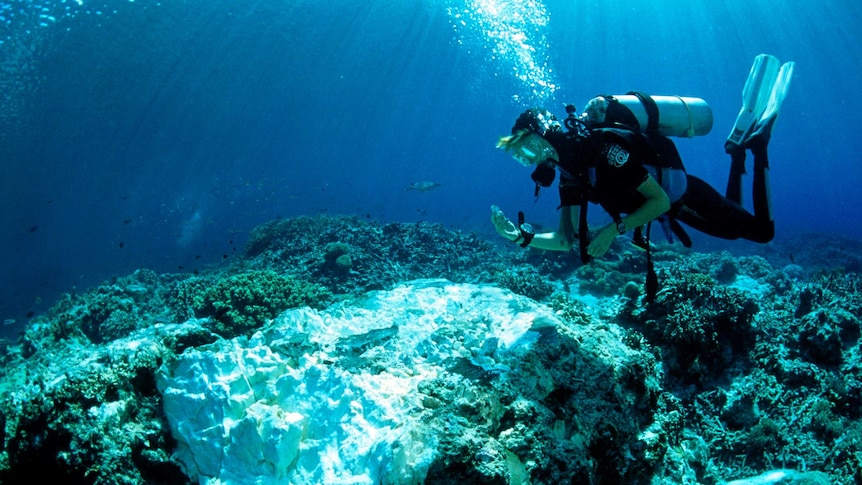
[
  {"xmin": 782, "ymin": 263, "xmax": 805, "ymax": 281},
  {"xmin": 157, "ymin": 279, "xmax": 665, "ymax": 484}
]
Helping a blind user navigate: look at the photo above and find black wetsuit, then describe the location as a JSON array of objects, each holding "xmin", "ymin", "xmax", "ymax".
[{"xmin": 552, "ymin": 128, "xmax": 774, "ymax": 244}]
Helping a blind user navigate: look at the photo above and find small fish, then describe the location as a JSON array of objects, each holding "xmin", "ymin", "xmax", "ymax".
[{"xmin": 407, "ymin": 181, "xmax": 441, "ymax": 192}]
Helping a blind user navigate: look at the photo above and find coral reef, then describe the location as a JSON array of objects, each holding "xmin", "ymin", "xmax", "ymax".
[
  {"xmin": 0, "ymin": 321, "xmax": 217, "ymax": 483},
  {"xmin": 637, "ymin": 270, "xmax": 759, "ymax": 389},
  {"xmin": 493, "ymin": 264, "xmax": 556, "ymax": 301},
  {"xmin": 26, "ymin": 269, "xmax": 178, "ymax": 346},
  {"xmin": 0, "ymin": 215, "xmax": 860, "ymax": 484},
  {"xmin": 0, "ymin": 216, "xmax": 518, "ymax": 484},
  {"xmin": 633, "ymin": 250, "xmax": 862, "ymax": 483},
  {"xmin": 241, "ymin": 216, "xmax": 509, "ymax": 295}
]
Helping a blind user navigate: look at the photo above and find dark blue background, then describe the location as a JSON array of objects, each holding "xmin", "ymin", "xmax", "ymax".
[{"xmin": 2, "ymin": 0, "xmax": 861, "ymax": 332}]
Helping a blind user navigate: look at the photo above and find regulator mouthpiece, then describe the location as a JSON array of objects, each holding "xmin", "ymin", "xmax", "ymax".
[{"xmin": 564, "ymin": 103, "xmax": 585, "ymax": 133}]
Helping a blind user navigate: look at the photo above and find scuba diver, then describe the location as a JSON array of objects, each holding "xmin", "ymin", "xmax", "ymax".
[{"xmin": 491, "ymin": 54, "xmax": 794, "ymax": 299}]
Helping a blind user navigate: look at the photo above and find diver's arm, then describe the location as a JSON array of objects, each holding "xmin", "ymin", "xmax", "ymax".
[
  {"xmin": 491, "ymin": 205, "xmax": 578, "ymax": 251},
  {"xmin": 528, "ymin": 205, "xmax": 578, "ymax": 251},
  {"xmin": 587, "ymin": 174, "xmax": 670, "ymax": 258}
]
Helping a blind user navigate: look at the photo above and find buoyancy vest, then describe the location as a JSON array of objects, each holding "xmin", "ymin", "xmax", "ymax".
[{"xmin": 581, "ymin": 125, "xmax": 688, "ymax": 207}]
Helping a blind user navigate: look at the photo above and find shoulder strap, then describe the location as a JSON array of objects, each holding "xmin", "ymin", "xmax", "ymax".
[
  {"xmin": 596, "ymin": 92, "xmax": 659, "ymax": 133},
  {"xmin": 627, "ymin": 91, "xmax": 660, "ymax": 133},
  {"xmin": 601, "ymin": 96, "xmax": 641, "ymax": 130}
]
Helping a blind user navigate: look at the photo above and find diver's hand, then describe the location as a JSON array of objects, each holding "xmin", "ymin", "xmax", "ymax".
[
  {"xmin": 587, "ymin": 224, "xmax": 617, "ymax": 258},
  {"xmin": 491, "ymin": 205, "xmax": 519, "ymax": 242}
]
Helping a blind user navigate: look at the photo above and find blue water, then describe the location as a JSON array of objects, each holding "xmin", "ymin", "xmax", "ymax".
[{"xmin": 2, "ymin": 0, "xmax": 861, "ymax": 332}]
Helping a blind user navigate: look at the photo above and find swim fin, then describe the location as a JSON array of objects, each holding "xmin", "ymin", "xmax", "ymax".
[
  {"xmin": 749, "ymin": 60, "xmax": 794, "ymax": 141},
  {"xmin": 726, "ymin": 54, "xmax": 794, "ymax": 148}
]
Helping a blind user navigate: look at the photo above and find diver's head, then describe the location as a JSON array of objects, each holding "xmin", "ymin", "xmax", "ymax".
[
  {"xmin": 512, "ymin": 107, "xmax": 562, "ymax": 138},
  {"xmin": 496, "ymin": 108, "xmax": 562, "ymax": 167}
]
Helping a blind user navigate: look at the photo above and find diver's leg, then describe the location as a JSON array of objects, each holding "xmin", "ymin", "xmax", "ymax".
[
  {"xmin": 724, "ymin": 143, "xmax": 747, "ymax": 204},
  {"xmin": 749, "ymin": 132, "xmax": 774, "ymax": 241},
  {"xmin": 676, "ymin": 175, "xmax": 773, "ymax": 243},
  {"xmin": 677, "ymin": 175, "xmax": 750, "ymax": 240}
]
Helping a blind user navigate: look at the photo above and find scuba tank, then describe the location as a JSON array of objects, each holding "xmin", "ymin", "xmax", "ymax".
[{"xmin": 583, "ymin": 92, "xmax": 713, "ymax": 138}]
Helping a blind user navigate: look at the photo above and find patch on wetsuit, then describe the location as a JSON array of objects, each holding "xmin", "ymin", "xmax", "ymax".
[{"xmin": 605, "ymin": 143, "xmax": 630, "ymax": 167}]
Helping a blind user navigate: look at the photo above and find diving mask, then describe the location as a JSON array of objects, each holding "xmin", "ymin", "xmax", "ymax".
[{"xmin": 512, "ymin": 134, "xmax": 557, "ymax": 167}]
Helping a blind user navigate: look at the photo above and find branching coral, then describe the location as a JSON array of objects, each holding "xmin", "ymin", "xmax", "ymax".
[
  {"xmin": 191, "ymin": 270, "xmax": 332, "ymax": 338},
  {"xmin": 638, "ymin": 271, "xmax": 759, "ymax": 388}
]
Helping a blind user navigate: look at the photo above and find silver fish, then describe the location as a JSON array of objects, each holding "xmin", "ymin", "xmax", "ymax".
[{"xmin": 407, "ymin": 181, "xmax": 441, "ymax": 192}]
